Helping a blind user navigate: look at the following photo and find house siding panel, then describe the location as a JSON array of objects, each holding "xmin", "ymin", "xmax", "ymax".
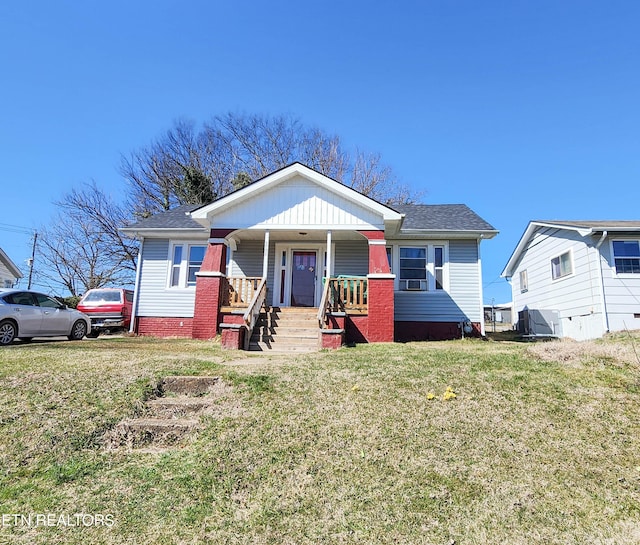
[
  {"xmin": 229, "ymin": 240, "xmax": 277, "ymax": 306},
  {"xmin": 600, "ymin": 236, "xmax": 640, "ymax": 332},
  {"xmin": 0, "ymin": 262, "xmax": 18, "ymax": 287},
  {"xmin": 211, "ymin": 176, "xmax": 384, "ymax": 230},
  {"xmin": 394, "ymin": 239, "xmax": 482, "ymax": 323},
  {"xmin": 334, "ymin": 240, "xmax": 369, "ymax": 277},
  {"xmin": 137, "ymin": 239, "xmax": 197, "ymax": 317}
]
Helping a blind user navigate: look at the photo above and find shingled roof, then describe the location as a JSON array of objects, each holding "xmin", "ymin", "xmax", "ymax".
[
  {"xmin": 394, "ymin": 204, "xmax": 496, "ymax": 232},
  {"xmin": 123, "ymin": 204, "xmax": 205, "ymax": 230},
  {"xmin": 123, "ymin": 202, "xmax": 496, "ymax": 234}
]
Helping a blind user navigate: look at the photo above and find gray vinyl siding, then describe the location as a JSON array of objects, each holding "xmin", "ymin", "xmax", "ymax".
[
  {"xmin": 333, "ymin": 240, "xmax": 369, "ymax": 277},
  {"xmin": 394, "ymin": 239, "xmax": 482, "ymax": 323},
  {"xmin": 137, "ymin": 239, "xmax": 197, "ymax": 317},
  {"xmin": 229, "ymin": 240, "xmax": 275, "ymax": 305},
  {"xmin": 599, "ymin": 236, "xmax": 640, "ymax": 331}
]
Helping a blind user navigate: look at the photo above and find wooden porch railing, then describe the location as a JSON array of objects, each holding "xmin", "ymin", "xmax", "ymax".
[
  {"xmin": 242, "ymin": 278, "xmax": 267, "ymax": 350},
  {"xmin": 318, "ymin": 277, "xmax": 368, "ymax": 328},
  {"xmin": 223, "ymin": 277, "xmax": 263, "ymax": 308}
]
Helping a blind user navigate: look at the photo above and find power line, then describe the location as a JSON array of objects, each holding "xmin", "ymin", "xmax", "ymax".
[{"xmin": 0, "ymin": 222, "xmax": 34, "ymax": 235}]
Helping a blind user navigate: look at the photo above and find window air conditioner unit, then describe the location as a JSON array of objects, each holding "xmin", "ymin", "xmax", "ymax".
[{"xmin": 401, "ymin": 279, "xmax": 426, "ymax": 291}]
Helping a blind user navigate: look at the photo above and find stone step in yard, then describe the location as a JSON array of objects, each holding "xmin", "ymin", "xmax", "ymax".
[
  {"xmin": 161, "ymin": 375, "xmax": 222, "ymax": 396},
  {"xmin": 105, "ymin": 375, "xmax": 238, "ymax": 449}
]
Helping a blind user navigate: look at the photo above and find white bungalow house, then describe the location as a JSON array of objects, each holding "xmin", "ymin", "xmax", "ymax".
[
  {"xmin": 122, "ymin": 163, "xmax": 497, "ymax": 350},
  {"xmin": 502, "ymin": 220, "xmax": 640, "ymax": 341},
  {"xmin": 0, "ymin": 248, "xmax": 22, "ymax": 288}
]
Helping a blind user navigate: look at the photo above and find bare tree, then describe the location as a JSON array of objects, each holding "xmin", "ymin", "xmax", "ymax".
[
  {"xmin": 121, "ymin": 113, "xmax": 418, "ymax": 218},
  {"xmin": 38, "ymin": 183, "xmax": 137, "ymax": 295},
  {"xmin": 44, "ymin": 112, "xmax": 420, "ymax": 294}
]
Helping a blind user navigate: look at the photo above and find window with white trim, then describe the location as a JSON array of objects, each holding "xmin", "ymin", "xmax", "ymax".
[
  {"xmin": 551, "ymin": 250, "xmax": 573, "ymax": 280},
  {"xmin": 400, "ymin": 247, "xmax": 427, "ymax": 290},
  {"xmin": 398, "ymin": 245, "xmax": 446, "ymax": 291},
  {"xmin": 519, "ymin": 269, "xmax": 528, "ymax": 293},
  {"xmin": 170, "ymin": 245, "xmax": 183, "ymax": 287},
  {"xmin": 187, "ymin": 246, "xmax": 206, "ymax": 286},
  {"xmin": 168, "ymin": 243, "xmax": 206, "ymax": 288},
  {"xmin": 612, "ymin": 240, "xmax": 640, "ymax": 274},
  {"xmin": 434, "ymin": 246, "xmax": 444, "ymax": 290}
]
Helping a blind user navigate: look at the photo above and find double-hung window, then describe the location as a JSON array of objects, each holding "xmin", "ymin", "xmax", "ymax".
[
  {"xmin": 612, "ymin": 241, "xmax": 640, "ymax": 274},
  {"xmin": 169, "ymin": 243, "xmax": 206, "ymax": 287},
  {"xmin": 399, "ymin": 247, "xmax": 427, "ymax": 290},
  {"xmin": 551, "ymin": 251, "xmax": 573, "ymax": 280},
  {"xmin": 398, "ymin": 245, "xmax": 446, "ymax": 291}
]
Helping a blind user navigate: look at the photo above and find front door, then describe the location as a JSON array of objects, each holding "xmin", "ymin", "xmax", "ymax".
[{"xmin": 291, "ymin": 251, "xmax": 317, "ymax": 307}]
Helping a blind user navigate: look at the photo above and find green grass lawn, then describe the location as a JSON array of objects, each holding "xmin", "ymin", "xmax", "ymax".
[{"xmin": 1, "ymin": 334, "xmax": 639, "ymax": 544}]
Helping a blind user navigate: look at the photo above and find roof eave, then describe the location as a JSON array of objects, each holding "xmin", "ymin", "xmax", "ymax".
[
  {"xmin": 119, "ymin": 227, "xmax": 209, "ymax": 238},
  {"xmin": 394, "ymin": 229, "xmax": 499, "ymax": 240},
  {"xmin": 502, "ymin": 220, "xmax": 598, "ymax": 278}
]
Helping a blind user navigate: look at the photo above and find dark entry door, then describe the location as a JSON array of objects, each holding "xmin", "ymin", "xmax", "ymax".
[{"xmin": 291, "ymin": 251, "xmax": 316, "ymax": 307}]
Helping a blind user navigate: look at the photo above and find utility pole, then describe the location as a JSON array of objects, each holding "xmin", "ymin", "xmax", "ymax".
[{"xmin": 27, "ymin": 231, "xmax": 38, "ymax": 290}]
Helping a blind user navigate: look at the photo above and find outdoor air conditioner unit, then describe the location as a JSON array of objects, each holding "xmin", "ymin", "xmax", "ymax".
[{"xmin": 518, "ymin": 309, "xmax": 561, "ymax": 338}]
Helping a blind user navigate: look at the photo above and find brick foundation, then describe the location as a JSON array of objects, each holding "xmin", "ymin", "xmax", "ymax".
[
  {"xmin": 136, "ymin": 317, "xmax": 194, "ymax": 338},
  {"xmin": 221, "ymin": 325, "xmax": 245, "ymax": 349},
  {"xmin": 394, "ymin": 321, "xmax": 483, "ymax": 342},
  {"xmin": 346, "ymin": 315, "xmax": 368, "ymax": 344},
  {"xmin": 321, "ymin": 329, "xmax": 344, "ymax": 349}
]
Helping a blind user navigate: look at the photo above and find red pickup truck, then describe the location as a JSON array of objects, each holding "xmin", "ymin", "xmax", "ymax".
[{"xmin": 76, "ymin": 288, "xmax": 134, "ymax": 337}]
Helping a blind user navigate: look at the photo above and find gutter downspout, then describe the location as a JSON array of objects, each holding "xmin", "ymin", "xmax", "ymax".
[
  {"xmin": 477, "ymin": 237, "xmax": 486, "ymax": 336},
  {"xmin": 595, "ymin": 231, "xmax": 610, "ymax": 335},
  {"xmin": 129, "ymin": 236, "xmax": 144, "ymax": 334}
]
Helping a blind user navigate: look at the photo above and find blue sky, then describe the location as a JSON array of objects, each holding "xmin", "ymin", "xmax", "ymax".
[{"xmin": 1, "ymin": 0, "xmax": 639, "ymax": 304}]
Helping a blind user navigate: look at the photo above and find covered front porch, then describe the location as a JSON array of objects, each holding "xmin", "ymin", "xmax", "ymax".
[{"xmin": 193, "ymin": 228, "xmax": 394, "ymax": 350}]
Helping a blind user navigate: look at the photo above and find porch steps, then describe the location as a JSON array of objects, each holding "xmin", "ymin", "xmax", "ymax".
[{"xmin": 248, "ymin": 307, "xmax": 319, "ymax": 352}]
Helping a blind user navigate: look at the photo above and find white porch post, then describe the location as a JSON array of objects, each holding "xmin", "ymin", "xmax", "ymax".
[
  {"xmin": 326, "ymin": 230, "xmax": 332, "ymax": 279},
  {"xmin": 262, "ymin": 230, "xmax": 270, "ymax": 279}
]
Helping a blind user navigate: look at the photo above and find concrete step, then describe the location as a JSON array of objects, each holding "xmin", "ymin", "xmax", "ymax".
[
  {"xmin": 161, "ymin": 376, "xmax": 221, "ymax": 396},
  {"xmin": 107, "ymin": 418, "xmax": 199, "ymax": 448},
  {"xmin": 145, "ymin": 397, "xmax": 213, "ymax": 417},
  {"xmin": 248, "ymin": 340, "xmax": 319, "ymax": 352}
]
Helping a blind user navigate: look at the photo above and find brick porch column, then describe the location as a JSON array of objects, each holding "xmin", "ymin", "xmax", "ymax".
[
  {"xmin": 192, "ymin": 230, "xmax": 235, "ymax": 340},
  {"xmin": 359, "ymin": 230, "xmax": 395, "ymax": 342}
]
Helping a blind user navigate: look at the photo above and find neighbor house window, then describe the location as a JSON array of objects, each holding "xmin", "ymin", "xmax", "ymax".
[
  {"xmin": 169, "ymin": 243, "xmax": 206, "ymax": 287},
  {"xmin": 386, "ymin": 247, "xmax": 393, "ymax": 273},
  {"xmin": 612, "ymin": 241, "xmax": 640, "ymax": 274},
  {"xmin": 519, "ymin": 269, "xmax": 528, "ymax": 293},
  {"xmin": 398, "ymin": 245, "xmax": 447, "ymax": 291},
  {"xmin": 551, "ymin": 251, "xmax": 573, "ymax": 280}
]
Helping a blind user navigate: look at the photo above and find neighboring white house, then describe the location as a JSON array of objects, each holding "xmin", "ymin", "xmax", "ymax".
[
  {"xmin": 502, "ymin": 220, "xmax": 640, "ymax": 341},
  {"xmin": 0, "ymin": 248, "xmax": 22, "ymax": 288}
]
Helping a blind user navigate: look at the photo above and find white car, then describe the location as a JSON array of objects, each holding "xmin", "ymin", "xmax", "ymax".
[{"xmin": 0, "ymin": 289, "xmax": 91, "ymax": 345}]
